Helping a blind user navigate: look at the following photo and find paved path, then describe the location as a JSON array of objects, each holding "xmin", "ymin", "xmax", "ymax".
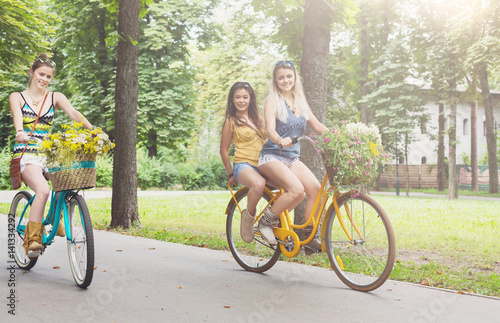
[
  {"xmin": 1, "ymin": 218, "xmax": 499, "ymax": 322},
  {"xmin": 1, "ymin": 190, "xmax": 499, "ymax": 322}
]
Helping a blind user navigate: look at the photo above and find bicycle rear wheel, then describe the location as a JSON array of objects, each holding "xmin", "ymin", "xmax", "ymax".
[
  {"xmin": 226, "ymin": 187, "xmax": 281, "ymax": 272},
  {"xmin": 10, "ymin": 191, "xmax": 38, "ymax": 270},
  {"xmin": 325, "ymin": 193, "xmax": 395, "ymax": 291},
  {"xmin": 66, "ymin": 194, "xmax": 94, "ymax": 288}
]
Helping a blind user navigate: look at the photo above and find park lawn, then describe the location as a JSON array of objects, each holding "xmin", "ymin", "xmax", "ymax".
[{"xmin": 1, "ymin": 192, "xmax": 499, "ymax": 297}]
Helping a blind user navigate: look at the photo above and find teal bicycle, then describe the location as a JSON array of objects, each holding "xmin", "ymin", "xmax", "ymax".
[{"xmin": 9, "ymin": 189, "xmax": 94, "ymax": 288}]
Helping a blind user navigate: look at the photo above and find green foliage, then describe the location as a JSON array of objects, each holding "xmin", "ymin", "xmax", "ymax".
[
  {"xmin": 0, "ymin": 147, "xmax": 12, "ymax": 190},
  {"xmin": 460, "ymin": 152, "xmax": 471, "ymax": 166},
  {"xmin": 190, "ymin": 0, "xmax": 284, "ymax": 163},
  {"xmin": 136, "ymin": 0, "xmax": 218, "ymax": 156},
  {"xmin": 50, "ymin": 0, "xmax": 117, "ymax": 136},
  {"xmin": 365, "ymin": 38, "xmax": 428, "ymax": 153},
  {"xmin": 135, "ymin": 147, "xmax": 226, "ymax": 190},
  {"xmin": 0, "ymin": 0, "xmax": 54, "ymax": 87},
  {"xmin": 137, "ymin": 148, "xmax": 164, "ymax": 189},
  {"xmin": 95, "ymin": 156, "xmax": 113, "ymax": 187}
]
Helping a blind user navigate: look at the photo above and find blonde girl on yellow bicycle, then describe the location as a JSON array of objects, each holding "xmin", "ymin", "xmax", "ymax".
[
  {"xmin": 257, "ymin": 61, "xmax": 328, "ymax": 252},
  {"xmin": 220, "ymin": 82, "xmax": 267, "ymax": 243}
]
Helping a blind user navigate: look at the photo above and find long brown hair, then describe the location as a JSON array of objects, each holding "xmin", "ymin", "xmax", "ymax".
[{"xmin": 223, "ymin": 82, "xmax": 264, "ymax": 133}]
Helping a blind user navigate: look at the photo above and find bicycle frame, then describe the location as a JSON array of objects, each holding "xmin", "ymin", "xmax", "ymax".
[
  {"xmin": 228, "ymin": 173, "xmax": 355, "ymax": 258},
  {"xmin": 16, "ymin": 190, "xmax": 76, "ymax": 247}
]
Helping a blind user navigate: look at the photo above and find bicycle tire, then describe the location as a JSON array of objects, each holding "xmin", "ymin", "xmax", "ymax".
[
  {"xmin": 325, "ymin": 193, "xmax": 395, "ymax": 291},
  {"xmin": 226, "ymin": 187, "xmax": 281, "ymax": 272},
  {"xmin": 66, "ymin": 194, "xmax": 94, "ymax": 288},
  {"xmin": 10, "ymin": 191, "xmax": 38, "ymax": 270}
]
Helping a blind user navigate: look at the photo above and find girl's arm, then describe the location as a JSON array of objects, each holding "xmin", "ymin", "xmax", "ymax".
[
  {"xmin": 9, "ymin": 93, "xmax": 28, "ymax": 143},
  {"xmin": 220, "ymin": 118, "xmax": 238, "ymax": 186},
  {"xmin": 53, "ymin": 92, "xmax": 93, "ymax": 129},
  {"xmin": 307, "ymin": 110, "xmax": 328, "ymax": 136}
]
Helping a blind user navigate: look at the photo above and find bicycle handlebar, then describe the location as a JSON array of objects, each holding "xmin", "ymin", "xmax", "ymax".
[{"xmin": 278, "ymin": 135, "xmax": 317, "ymax": 151}]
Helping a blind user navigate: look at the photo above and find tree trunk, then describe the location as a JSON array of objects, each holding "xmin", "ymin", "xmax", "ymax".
[
  {"xmin": 471, "ymin": 78, "xmax": 478, "ymax": 191},
  {"xmin": 295, "ymin": 0, "xmax": 332, "ymax": 228},
  {"xmin": 405, "ymin": 134, "xmax": 409, "ymax": 197},
  {"xmin": 437, "ymin": 102, "xmax": 446, "ymax": 191},
  {"xmin": 147, "ymin": 129, "xmax": 157, "ymax": 158},
  {"xmin": 477, "ymin": 64, "xmax": 499, "ymax": 194},
  {"xmin": 111, "ymin": 0, "xmax": 141, "ymax": 229},
  {"xmin": 448, "ymin": 91, "xmax": 458, "ymax": 199}
]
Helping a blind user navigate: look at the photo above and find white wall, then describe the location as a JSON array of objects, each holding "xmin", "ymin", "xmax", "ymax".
[{"xmin": 404, "ymin": 92, "xmax": 500, "ymax": 165}]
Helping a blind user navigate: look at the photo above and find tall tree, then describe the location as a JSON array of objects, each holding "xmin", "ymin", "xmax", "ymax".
[
  {"xmin": 448, "ymin": 0, "xmax": 500, "ymax": 193},
  {"xmin": 413, "ymin": 0, "xmax": 467, "ymax": 199},
  {"xmin": 191, "ymin": 0, "xmax": 282, "ymax": 163},
  {"xmin": 111, "ymin": 0, "xmax": 141, "ymax": 228},
  {"xmin": 51, "ymin": 0, "xmax": 117, "ymax": 136},
  {"xmin": 478, "ymin": 64, "xmax": 499, "ymax": 193},
  {"xmin": 138, "ymin": 0, "xmax": 217, "ymax": 157},
  {"xmin": 294, "ymin": 0, "xmax": 333, "ymax": 225},
  {"xmin": 364, "ymin": 37, "xmax": 427, "ymax": 196}
]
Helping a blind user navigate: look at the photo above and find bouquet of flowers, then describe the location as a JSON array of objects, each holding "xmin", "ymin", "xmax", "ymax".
[
  {"xmin": 41, "ymin": 122, "xmax": 114, "ymax": 191},
  {"xmin": 41, "ymin": 122, "xmax": 114, "ymax": 167},
  {"xmin": 313, "ymin": 122, "xmax": 389, "ymax": 191}
]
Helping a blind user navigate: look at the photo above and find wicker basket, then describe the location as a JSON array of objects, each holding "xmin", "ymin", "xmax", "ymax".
[
  {"xmin": 321, "ymin": 152, "xmax": 359, "ymax": 187},
  {"xmin": 48, "ymin": 153, "xmax": 96, "ymax": 192}
]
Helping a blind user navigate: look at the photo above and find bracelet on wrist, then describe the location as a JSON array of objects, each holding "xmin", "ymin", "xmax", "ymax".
[
  {"xmin": 228, "ymin": 172, "xmax": 234, "ymax": 179},
  {"xmin": 16, "ymin": 129, "xmax": 24, "ymax": 133}
]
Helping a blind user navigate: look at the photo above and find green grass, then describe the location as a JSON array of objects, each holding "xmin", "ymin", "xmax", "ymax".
[{"xmin": 1, "ymin": 192, "xmax": 499, "ymax": 297}]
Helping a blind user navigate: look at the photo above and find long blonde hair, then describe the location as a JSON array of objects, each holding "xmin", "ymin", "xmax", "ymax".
[{"xmin": 267, "ymin": 62, "xmax": 310, "ymax": 123}]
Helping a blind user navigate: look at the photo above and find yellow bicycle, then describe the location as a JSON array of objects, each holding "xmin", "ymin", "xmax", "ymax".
[{"xmin": 225, "ymin": 136, "xmax": 395, "ymax": 291}]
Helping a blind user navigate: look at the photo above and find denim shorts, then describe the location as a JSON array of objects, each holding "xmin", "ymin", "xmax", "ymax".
[
  {"xmin": 233, "ymin": 162, "xmax": 260, "ymax": 182},
  {"xmin": 258, "ymin": 153, "xmax": 299, "ymax": 168}
]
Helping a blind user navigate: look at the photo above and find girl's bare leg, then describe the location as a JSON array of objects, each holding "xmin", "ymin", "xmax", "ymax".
[
  {"xmin": 21, "ymin": 165, "xmax": 50, "ymax": 223},
  {"xmin": 236, "ymin": 168, "xmax": 266, "ymax": 216}
]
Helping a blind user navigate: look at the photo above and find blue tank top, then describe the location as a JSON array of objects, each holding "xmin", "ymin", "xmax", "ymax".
[{"xmin": 260, "ymin": 107, "xmax": 306, "ymax": 159}]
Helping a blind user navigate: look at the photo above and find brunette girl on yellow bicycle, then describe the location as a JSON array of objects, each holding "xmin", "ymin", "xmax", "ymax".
[{"xmin": 220, "ymin": 82, "xmax": 267, "ymax": 243}]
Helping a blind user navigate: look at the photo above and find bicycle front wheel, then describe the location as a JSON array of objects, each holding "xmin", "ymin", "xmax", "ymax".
[
  {"xmin": 66, "ymin": 194, "xmax": 94, "ymax": 288},
  {"xmin": 325, "ymin": 193, "xmax": 395, "ymax": 291},
  {"xmin": 10, "ymin": 191, "xmax": 37, "ymax": 270},
  {"xmin": 226, "ymin": 187, "xmax": 281, "ymax": 272}
]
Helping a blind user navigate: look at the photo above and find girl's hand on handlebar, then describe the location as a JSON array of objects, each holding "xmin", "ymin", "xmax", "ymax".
[
  {"xmin": 15, "ymin": 131, "xmax": 29, "ymax": 144},
  {"xmin": 278, "ymin": 136, "xmax": 294, "ymax": 148},
  {"xmin": 229, "ymin": 176, "xmax": 238, "ymax": 187}
]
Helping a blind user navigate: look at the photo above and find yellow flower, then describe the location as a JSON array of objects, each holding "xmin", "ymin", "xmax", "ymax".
[{"xmin": 369, "ymin": 141, "xmax": 380, "ymax": 157}]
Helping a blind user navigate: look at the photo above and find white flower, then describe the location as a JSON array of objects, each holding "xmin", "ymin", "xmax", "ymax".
[{"xmin": 99, "ymin": 133, "xmax": 109, "ymax": 141}]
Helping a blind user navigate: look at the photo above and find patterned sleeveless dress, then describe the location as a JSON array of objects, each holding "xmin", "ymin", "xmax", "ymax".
[{"xmin": 13, "ymin": 92, "xmax": 55, "ymax": 172}]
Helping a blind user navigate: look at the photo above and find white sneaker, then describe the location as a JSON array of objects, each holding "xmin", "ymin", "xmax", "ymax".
[{"xmin": 257, "ymin": 209, "xmax": 278, "ymax": 245}]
